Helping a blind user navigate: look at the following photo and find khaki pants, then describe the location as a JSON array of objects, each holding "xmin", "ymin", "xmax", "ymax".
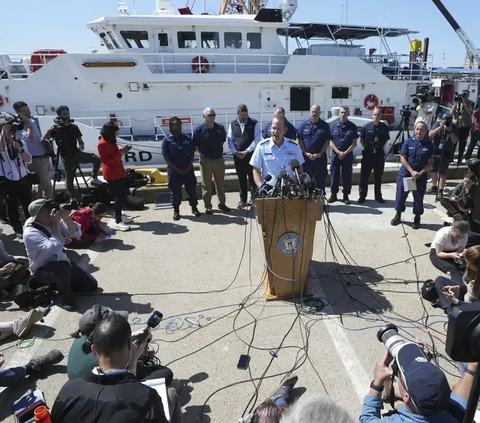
[
  {"xmin": 199, "ymin": 155, "xmax": 226, "ymax": 208},
  {"xmin": 28, "ymin": 156, "xmax": 53, "ymax": 199}
]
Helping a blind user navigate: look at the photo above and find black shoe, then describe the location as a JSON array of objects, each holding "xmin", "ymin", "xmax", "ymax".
[
  {"xmin": 436, "ymin": 190, "xmax": 443, "ymax": 202},
  {"xmin": 375, "ymin": 197, "xmax": 385, "ymax": 204},
  {"xmin": 426, "ymin": 187, "xmax": 438, "ymax": 195},
  {"xmin": 192, "ymin": 207, "xmax": 201, "ymax": 218},
  {"xmin": 327, "ymin": 194, "xmax": 338, "ymax": 204},
  {"xmin": 26, "ymin": 350, "xmax": 64, "ymax": 374},
  {"xmin": 57, "ymin": 296, "xmax": 76, "ymax": 312},
  {"xmin": 205, "ymin": 207, "xmax": 213, "ymax": 215},
  {"xmin": 268, "ymin": 375, "xmax": 299, "ymax": 405},
  {"xmin": 237, "ymin": 201, "xmax": 248, "ymax": 209},
  {"xmin": 413, "ymin": 215, "xmax": 421, "ymax": 230},
  {"xmin": 173, "ymin": 209, "xmax": 181, "ymax": 221},
  {"xmin": 218, "ymin": 204, "xmax": 231, "ymax": 213},
  {"xmin": 391, "ymin": 213, "xmax": 401, "ymax": 226},
  {"xmin": 343, "ymin": 195, "xmax": 350, "ymax": 205},
  {"xmin": 247, "ymin": 199, "xmax": 253, "ymax": 207},
  {"xmin": 357, "ymin": 197, "xmax": 366, "ymax": 204}
]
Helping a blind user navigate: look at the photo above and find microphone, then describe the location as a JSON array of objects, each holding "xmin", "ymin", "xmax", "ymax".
[
  {"xmin": 256, "ymin": 174, "xmax": 273, "ymax": 198},
  {"xmin": 290, "ymin": 159, "xmax": 301, "ymax": 186},
  {"xmin": 271, "ymin": 168, "xmax": 286, "ymax": 197}
]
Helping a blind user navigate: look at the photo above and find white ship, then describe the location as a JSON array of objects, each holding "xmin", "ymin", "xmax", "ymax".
[{"xmin": 0, "ymin": 0, "xmax": 459, "ymax": 165}]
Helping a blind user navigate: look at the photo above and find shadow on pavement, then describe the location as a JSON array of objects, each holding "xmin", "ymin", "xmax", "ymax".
[
  {"xmin": 133, "ymin": 221, "xmax": 189, "ymax": 235},
  {"xmin": 327, "ymin": 204, "xmax": 383, "ymax": 215},
  {"xmin": 402, "ymin": 221, "xmax": 444, "ymax": 232},
  {"xmin": 182, "ymin": 213, "xmax": 248, "ymax": 226},
  {"xmin": 75, "ymin": 292, "xmax": 154, "ymax": 315}
]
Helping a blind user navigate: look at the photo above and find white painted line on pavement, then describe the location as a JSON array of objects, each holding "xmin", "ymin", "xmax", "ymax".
[
  {"xmin": 309, "ymin": 266, "xmax": 370, "ymax": 403},
  {"xmin": 0, "ymin": 243, "xmax": 103, "ymax": 398}
]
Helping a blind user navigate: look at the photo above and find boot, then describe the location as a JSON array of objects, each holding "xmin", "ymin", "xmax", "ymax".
[
  {"xmin": 25, "ymin": 350, "xmax": 64, "ymax": 375},
  {"xmin": 327, "ymin": 193, "xmax": 338, "ymax": 204},
  {"xmin": 391, "ymin": 212, "xmax": 401, "ymax": 226},
  {"xmin": 173, "ymin": 208, "xmax": 181, "ymax": 221},
  {"xmin": 413, "ymin": 215, "xmax": 421, "ymax": 230}
]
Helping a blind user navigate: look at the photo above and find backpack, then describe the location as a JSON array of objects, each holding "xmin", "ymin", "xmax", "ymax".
[
  {"xmin": 124, "ymin": 169, "xmax": 149, "ymax": 189},
  {"xmin": 80, "ymin": 183, "xmax": 114, "ymax": 208},
  {"xmin": 421, "ymin": 279, "xmax": 438, "ymax": 303},
  {"xmin": 124, "ymin": 193, "xmax": 145, "ymax": 210},
  {"xmin": 12, "ymin": 281, "xmax": 57, "ymax": 308}
]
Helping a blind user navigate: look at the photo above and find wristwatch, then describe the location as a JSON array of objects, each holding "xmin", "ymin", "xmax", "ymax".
[{"xmin": 370, "ymin": 380, "xmax": 384, "ymax": 392}]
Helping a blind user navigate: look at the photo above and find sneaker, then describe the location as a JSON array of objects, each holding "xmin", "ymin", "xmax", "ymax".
[
  {"xmin": 26, "ymin": 350, "xmax": 64, "ymax": 374},
  {"xmin": 192, "ymin": 207, "xmax": 201, "ymax": 218},
  {"xmin": 436, "ymin": 191, "xmax": 443, "ymax": 202},
  {"xmin": 391, "ymin": 213, "xmax": 401, "ymax": 226},
  {"xmin": 218, "ymin": 204, "xmax": 231, "ymax": 213},
  {"xmin": 267, "ymin": 375, "xmax": 299, "ymax": 406},
  {"xmin": 426, "ymin": 187, "xmax": 438, "ymax": 195},
  {"xmin": 205, "ymin": 207, "xmax": 213, "ymax": 215},
  {"xmin": 90, "ymin": 177, "xmax": 103, "ymax": 186},
  {"xmin": 343, "ymin": 195, "xmax": 350, "ymax": 205},
  {"xmin": 173, "ymin": 210, "xmax": 181, "ymax": 221},
  {"xmin": 121, "ymin": 213, "xmax": 133, "ymax": 223},
  {"xmin": 114, "ymin": 221, "xmax": 130, "ymax": 232},
  {"xmin": 357, "ymin": 197, "xmax": 366, "ymax": 204},
  {"xmin": 412, "ymin": 215, "xmax": 421, "ymax": 230},
  {"xmin": 375, "ymin": 197, "xmax": 385, "ymax": 204},
  {"xmin": 13, "ymin": 309, "xmax": 44, "ymax": 338},
  {"xmin": 327, "ymin": 194, "xmax": 338, "ymax": 204},
  {"xmin": 247, "ymin": 199, "xmax": 253, "ymax": 207},
  {"xmin": 57, "ymin": 296, "xmax": 76, "ymax": 312},
  {"xmin": 237, "ymin": 201, "xmax": 248, "ymax": 209},
  {"xmin": 15, "ymin": 232, "xmax": 23, "ymax": 241}
]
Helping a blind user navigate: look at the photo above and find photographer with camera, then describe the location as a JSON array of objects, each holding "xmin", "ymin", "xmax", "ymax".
[
  {"xmin": 13, "ymin": 101, "xmax": 53, "ymax": 199},
  {"xmin": 97, "ymin": 122, "xmax": 132, "ymax": 232},
  {"xmin": 0, "ymin": 113, "xmax": 34, "ymax": 240},
  {"xmin": 23, "ymin": 199, "xmax": 98, "ymax": 311},
  {"xmin": 452, "ymin": 90, "xmax": 474, "ymax": 164},
  {"xmin": 43, "ymin": 106, "xmax": 102, "ymax": 202},
  {"xmin": 427, "ymin": 113, "xmax": 459, "ymax": 201},
  {"xmin": 52, "ymin": 313, "xmax": 183, "ymax": 423},
  {"xmin": 465, "ymin": 103, "xmax": 480, "ymax": 160},
  {"xmin": 415, "ymin": 91, "xmax": 437, "ymax": 130}
]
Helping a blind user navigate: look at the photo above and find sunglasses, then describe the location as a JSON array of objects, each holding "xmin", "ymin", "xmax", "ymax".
[{"xmin": 206, "ymin": 114, "xmax": 216, "ymax": 117}]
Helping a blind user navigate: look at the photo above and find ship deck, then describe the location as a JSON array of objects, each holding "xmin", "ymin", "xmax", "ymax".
[{"xmin": 0, "ymin": 180, "xmax": 470, "ymax": 422}]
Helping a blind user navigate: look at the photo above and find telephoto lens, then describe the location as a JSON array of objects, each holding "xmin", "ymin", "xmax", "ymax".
[{"xmin": 377, "ymin": 324, "xmax": 406, "ymax": 357}]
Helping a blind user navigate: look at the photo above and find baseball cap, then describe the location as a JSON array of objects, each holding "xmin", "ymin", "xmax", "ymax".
[
  {"xmin": 397, "ymin": 344, "xmax": 451, "ymax": 415},
  {"xmin": 442, "ymin": 112, "xmax": 453, "ymax": 120},
  {"xmin": 78, "ymin": 305, "xmax": 129, "ymax": 337},
  {"xmin": 28, "ymin": 199, "xmax": 49, "ymax": 219}
]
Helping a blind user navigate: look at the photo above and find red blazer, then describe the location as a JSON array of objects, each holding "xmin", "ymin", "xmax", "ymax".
[
  {"xmin": 70, "ymin": 207, "xmax": 105, "ymax": 241},
  {"xmin": 97, "ymin": 137, "xmax": 126, "ymax": 181}
]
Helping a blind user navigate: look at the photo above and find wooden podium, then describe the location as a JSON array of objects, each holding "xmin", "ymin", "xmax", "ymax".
[{"xmin": 255, "ymin": 198, "xmax": 322, "ymax": 300}]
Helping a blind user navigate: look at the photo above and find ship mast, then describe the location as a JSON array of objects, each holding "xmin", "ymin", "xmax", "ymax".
[{"xmin": 219, "ymin": 0, "xmax": 265, "ymax": 15}]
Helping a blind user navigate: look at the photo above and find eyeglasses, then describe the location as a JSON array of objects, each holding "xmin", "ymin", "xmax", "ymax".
[{"xmin": 207, "ymin": 114, "xmax": 216, "ymax": 117}]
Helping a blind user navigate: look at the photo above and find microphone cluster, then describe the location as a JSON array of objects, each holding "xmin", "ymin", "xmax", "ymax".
[{"xmin": 256, "ymin": 159, "xmax": 322, "ymax": 201}]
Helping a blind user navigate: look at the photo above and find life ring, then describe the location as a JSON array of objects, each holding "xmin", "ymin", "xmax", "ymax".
[
  {"xmin": 364, "ymin": 94, "xmax": 379, "ymax": 111},
  {"xmin": 191, "ymin": 56, "xmax": 209, "ymax": 74},
  {"xmin": 0, "ymin": 96, "xmax": 4, "ymax": 108}
]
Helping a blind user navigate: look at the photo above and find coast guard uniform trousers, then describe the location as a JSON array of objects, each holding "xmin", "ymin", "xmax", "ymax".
[
  {"xmin": 330, "ymin": 152, "xmax": 354, "ymax": 196},
  {"xmin": 168, "ymin": 168, "xmax": 198, "ymax": 209},
  {"xmin": 395, "ymin": 174, "xmax": 428, "ymax": 216}
]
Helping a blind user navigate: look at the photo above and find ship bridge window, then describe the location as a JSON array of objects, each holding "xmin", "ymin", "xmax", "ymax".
[
  {"xmin": 225, "ymin": 32, "xmax": 242, "ymax": 49},
  {"xmin": 158, "ymin": 33, "xmax": 169, "ymax": 47},
  {"xmin": 99, "ymin": 32, "xmax": 114, "ymax": 50},
  {"xmin": 201, "ymin": 32, "xmax": 219, "ymax": 49},
  {"xmin": 107, "ymin": 31, "xmax": 121, "ymax": 49},
  {"xmin": 332, "ymin": 87, "xmax": 349, "ymax": 99},
  {"xmin": 178, "ymin": 31, "xmax": 197, "ymax": 49},
  {"xmin": 121, "ymin": 31, "xmax": 150, "ymax": 49},
  {"xmin": 247, "ymin": 33, "xmax": 262, "ymax": 49}
]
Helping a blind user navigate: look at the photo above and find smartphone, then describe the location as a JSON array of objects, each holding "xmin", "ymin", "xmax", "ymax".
[{"xmin": 237, "ymin": 354, "xmax": 250, "ymax": 370}]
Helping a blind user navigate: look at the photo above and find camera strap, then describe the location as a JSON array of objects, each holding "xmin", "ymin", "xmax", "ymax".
[{"xmin": 28, "ymin": 221, "xmax": 52, "ymax": 239}]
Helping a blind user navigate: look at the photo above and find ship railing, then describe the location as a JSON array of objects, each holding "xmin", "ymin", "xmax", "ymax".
[
  {"xmin": 361, "ymin": 53, "xmax": 433, "ymax": 80},
  {"xmin": 74, "ymin": 116, "xmax": 134, "ymax": 141}
]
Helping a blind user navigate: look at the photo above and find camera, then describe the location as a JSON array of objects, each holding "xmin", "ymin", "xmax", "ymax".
[
  {"xmin": 400, "ymin": 105, "xmax": 412, "ymax": 121},
  {"xmin": 454, "ymin": 92, "xmax": 463, "ymax": 102},
  {"xmin": 53, "ymin": 117, "xmax": 74, "ymax": 129},
  {"xmin": 11, "ymin": 115, "xmax": 25, "ymax": 131},
  {"xmin": 44, "ymin": 200, "xmax": 60, "ymax": 213},
  {"xmin": 124, "ymin": 144, "xmax": 132, "ymax": 152},
  {"xmin": 446, "ymin": 303, "xmax": 480, "ymax": 362}
]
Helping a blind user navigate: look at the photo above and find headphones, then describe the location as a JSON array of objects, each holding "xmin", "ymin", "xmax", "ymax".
[{"xmin": 86, "ymin": 304, "xmax": 102, "ymax": 344}]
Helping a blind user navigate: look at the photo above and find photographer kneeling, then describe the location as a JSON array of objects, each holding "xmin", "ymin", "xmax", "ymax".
[
  {"xmin": 23, "ymin": 199, "xmax": 98, "ymax": 311},
  {"xmin": 43, "ymin": 106, "xmax": 102, "ymax": 202},
  {"xmin": 52, "ymin": 313, "xmax": 182, "ymax": 423}
]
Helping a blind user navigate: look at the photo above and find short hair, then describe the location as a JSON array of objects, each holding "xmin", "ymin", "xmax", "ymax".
[
  {"xmin": 272, "ymin": 116, "xmax": 287, "ymax": 128},
  {"xmin": 100, "ymin": 122, "xmax": 119, "ymax": 144},
  {"xmin": 237, "ymin": 104, "xmax": 248, "ymax": 114},
  {"xmin": 13, "ymin": 101, "xmax": 28, "ymax": 112},
  {"xmin": 280, "ymin": 394, "xmax": 354, "ymax": 423},
  {"xmin": 91, "ymin": 314, "xmax": 131, "ymax": 357},
  {"xmin": 274, "ymin": 107, "xmax": 286, "ymax": 115},
  {"xmin": 169, "ymin": 116, "xmax": 182, "ymax": 127},
  {"xmin": 452, "ymin": 220, "xmax": 469, "ymax": 236},
  {"xmin": 56, "ymin": 105, "xmax": 69, "ymax": 116},
  {"xmin": 415, "ymin": 121, "xmax": 427, "ymax": 130},
  {"xmin": 340, "ymin": 106, "xmax": 349, "ymax": 112},
  {"xmin": 311, "ymin": 104, "xmax": 320, "ymax": 111},
  {"xmin": 254, "ymin": 403, "xmax": 283, "ymax": 423},
  {"xmin": 465, "ymin": 171, "xmax": 477, "ymax": 183},
  {"xmin": 372, "ymin": 107, "xmax": 382, "ymax": 114}
]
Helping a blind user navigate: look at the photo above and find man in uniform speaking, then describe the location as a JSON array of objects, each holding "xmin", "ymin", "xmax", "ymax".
[{"xmin": 250, "ymin": 116, "xmax": 304, "ymax": 189}]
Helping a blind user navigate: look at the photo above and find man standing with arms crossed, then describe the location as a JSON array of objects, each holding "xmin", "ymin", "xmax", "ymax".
[
  {"xmin": 452, "ymin": 90, "xmax": 474, "ymax": 164},
  {"xmin": 297, "ymin": 104, "xmax": 331, "ymax": 196},
  {"xmin": 329, "ymin": 107, "xmax": 358, "ymax": 205},
  {"xmin": 358, "ymin": 107, "xmax": 390, "ymax": 204},
  {"xmin": 228, "ymin": 104, "xmax": 260, "ymax": 209},
  {"xmin": 193, "ymin": 108, "xmax": 231, "ymax": 214}
]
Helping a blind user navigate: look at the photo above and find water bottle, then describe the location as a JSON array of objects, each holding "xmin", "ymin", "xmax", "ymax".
[{"xmin": 34, "ymin": 406, "xmax": 52, "ymax": 423}]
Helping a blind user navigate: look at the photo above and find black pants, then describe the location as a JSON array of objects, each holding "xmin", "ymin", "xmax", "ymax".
[
  {"xmin": 3, "ymin": 178, "xmax": 32, "ymax": 233},
  {"xmin": 465, "ymin": 131, "xmax": 480, "ymax": 160},
  {"xmin": 107, "ymin": 177, "xmax": 127, "ymax": 223},
  {"xmin": 63, "ymin": 151, "xmax": 101, "ymax": 201},
  {"xmin": 32, "ymin": 260, "xmax": 98, "ymax": 295},
  {"xmin": 359, "ymin": 150, "xmax": 385, "ymax": 199},
  {"xmin": 456, "ymin": 127, "xmax": 472, "ymax": 163},
  {"xmin": 233, "ymin": 152, "xmax": 254, "ymax": 202},
  {"xmin": 434, "ymin": 276, "xmax": 467, "ymax": 310},
  {"xmin": 440, "ymin": 198, "xmax": 463, "ymax": 218},
  {"xmin": 429, "ymin": 249, "xmax": 464, "ymax": 285}
]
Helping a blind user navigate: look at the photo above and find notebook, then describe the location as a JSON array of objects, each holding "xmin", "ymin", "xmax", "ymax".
[{"xmin": 142, "ymin": 378, "xmax": 170, "ymax": 421}]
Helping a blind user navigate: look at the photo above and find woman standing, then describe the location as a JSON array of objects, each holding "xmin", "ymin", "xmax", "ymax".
[
  {"xmin": 0, "ymin": 114, "xmax": 33, "ymax": 239},
  {"xmin": 97, "ymin": 122, "xmax": 132, "ymax": 231}
]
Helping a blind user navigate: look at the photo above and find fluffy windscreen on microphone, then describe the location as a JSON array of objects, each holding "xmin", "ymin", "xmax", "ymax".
[
  {"xmin": 299, "ymin": 172, "xmax": 311, "ymax": 184},
  {"xmin": 264, "ymin": 174, "xmax": 273, "ymax": 182},
  {"xmin": 290, "ymin": 159, "xmax": 300, "ymax": 170}
]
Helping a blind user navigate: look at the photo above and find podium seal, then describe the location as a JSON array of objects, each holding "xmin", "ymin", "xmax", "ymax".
[{"xmin": 278, "ymin": 233, "xmax": 302, "ymax": 256}]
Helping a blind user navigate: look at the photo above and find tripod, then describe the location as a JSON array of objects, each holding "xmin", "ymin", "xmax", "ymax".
[{"xmin": 387, "ymin": 116, "xmax": 411, "ymax": 159}]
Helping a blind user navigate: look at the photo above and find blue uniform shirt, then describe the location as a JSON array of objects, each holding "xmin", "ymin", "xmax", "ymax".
[
  {"xmin": 162, "ymin": 133, "xmax": 196, "ymax": 169},
  {"xmin": 263, "ymin": 121, "xmax": 297, "ymax": 140},
  {"xmin": 399, "ymin": 136, "xmax": 435, "ymax": 177},
  {"xmin": 361, "ymin": 121, "xmax": 390, "ymax": 151},
  {"xmin": 297, "ymin": 119, "xmax": 332, "ymax": 154},
  {"xmin": 192, "ymin": 122, "xmax": 226, "ymax": 160},
  {"xmin": 330, "ymin": 120, "xmax": 358, "ymax": 152}
]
